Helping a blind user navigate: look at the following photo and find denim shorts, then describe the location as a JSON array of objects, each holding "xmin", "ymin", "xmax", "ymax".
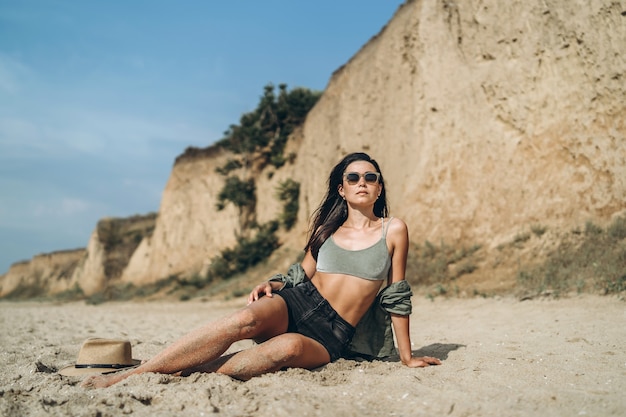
[{"xmin": 275, "ymin": 281, "xmax": 355, "ymax": 362}]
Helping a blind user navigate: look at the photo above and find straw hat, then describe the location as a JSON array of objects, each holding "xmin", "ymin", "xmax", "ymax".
[{"xmin": 59, "ymin": 337, "xmax": 141, "ymax": 376}]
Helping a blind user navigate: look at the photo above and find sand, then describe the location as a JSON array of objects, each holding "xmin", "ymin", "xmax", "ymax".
[{"xmin": 1, "ymin": 294, "xmax": 624, "ymax": 417}]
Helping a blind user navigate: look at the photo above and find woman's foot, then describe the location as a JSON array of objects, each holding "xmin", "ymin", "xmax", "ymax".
[{"xmin": 80, "ymin": 371, "xmax": 127, "ymax": 388}]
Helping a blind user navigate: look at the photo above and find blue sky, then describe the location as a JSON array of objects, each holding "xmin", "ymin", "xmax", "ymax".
[{"xmin": 0, "ymin": 1, "xmax": 404, "ymax": 273}]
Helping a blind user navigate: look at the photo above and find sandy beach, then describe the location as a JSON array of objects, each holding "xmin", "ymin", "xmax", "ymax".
[{"xmin": 1, "ymin": 294, "xmax": 624, "ymax": 416}]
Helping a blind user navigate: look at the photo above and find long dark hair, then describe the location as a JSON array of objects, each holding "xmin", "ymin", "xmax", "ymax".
[{"xmin": 305, "ymin": 152, "xmax": 389, "ymax": 259}]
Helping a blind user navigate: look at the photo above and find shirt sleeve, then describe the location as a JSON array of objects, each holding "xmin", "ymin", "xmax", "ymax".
[
  {"xmin": 268, "ymin": 263, "xmax": 307, "ymax": 289},
  {"xmin": 378, "ymin": 280, "xmax": 413, "ymax": 316}
]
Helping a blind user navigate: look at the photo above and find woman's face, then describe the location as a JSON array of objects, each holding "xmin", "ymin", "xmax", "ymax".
[{"xmin": 338, "ymin": 161, "xmax": 382, "ymax": 205}]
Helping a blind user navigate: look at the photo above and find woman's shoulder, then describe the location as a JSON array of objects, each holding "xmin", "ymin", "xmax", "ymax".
[
  {"xmin": 385, "ymin": 216, "xmax": 408, "ymax": 235},
  {"xmin": 385, "ymin": 216, "xmax": 407, "ymax": 228}
]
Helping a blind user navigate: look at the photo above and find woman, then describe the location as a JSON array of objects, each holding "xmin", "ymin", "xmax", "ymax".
[{"xmin": 82, "ymin": 152, "xmax": 440, "ymax": 388}]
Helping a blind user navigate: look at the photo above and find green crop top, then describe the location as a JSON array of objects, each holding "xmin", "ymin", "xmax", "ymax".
[{"xmin": 316, "ymin": 217, "xmax": 392, "ymax": 281}]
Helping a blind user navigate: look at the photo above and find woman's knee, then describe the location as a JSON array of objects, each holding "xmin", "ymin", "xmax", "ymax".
[
  {"xmin": 229, "ymin": 308, "xmax": 261, "ymax": 339},
  {"xmin": 266, "ymin": 334, "xmax": 330, "ymax": 369},
  {"xmin": 271, "ymin": 334, "xmax": 307, "ymax": 360},
  {"xmin": 230, "ymin": 301, "xmax": 286, "ymax": 339}
]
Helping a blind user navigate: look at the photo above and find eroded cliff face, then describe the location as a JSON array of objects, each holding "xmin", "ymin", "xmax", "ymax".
[
  {"xmin": 0, "ymin": 249, "xmax": 85, "ymax": 297},
  {"xmin": 120, "ymin": 147, "xmax": 242, "ymax": 286},
  {"xmin": 2, "ymin": 0, "xmax": 624, "ymax": 296},
  {"xmin": 0, "ymin": 214, "xmax": 156, "ymax": 297},
  {"xmin": 120, "ymin": 129, "xmax": 307, "ymax": 286},
  {"xmin": 123, "ymin": 0, "xmax": 624, "ymax": 291},
  {"xmin": 292, "ymin": 0, "xmax": 625, "ymax": 248}
]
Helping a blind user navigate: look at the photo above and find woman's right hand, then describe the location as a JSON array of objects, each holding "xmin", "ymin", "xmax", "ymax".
[{"xmin": 247, "ymin": 281, "xmax": 275, "ymax": 305}]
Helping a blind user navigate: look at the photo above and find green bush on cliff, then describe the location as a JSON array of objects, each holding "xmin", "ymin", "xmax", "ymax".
[
  {"xmin": 517, "ymin": 216, "xmax": 626, "ymax": 297},
  {"xmin": 202, "ymin": 83, "xmax": 318, "ymax": 285},
  {"xmin": 216, "ymin": 176, "xmax": 256, "ymax": 211},
  {"xmin": 205, "ymin": 221, "xmax": 280, "ymax": 282},
  {"xmin": 216, "ymin": 83, "xmax": 321, "ymax": 169},
  {"xmin": 408, "ymin": 241, "xmax": 482, "ymax": 287},
  {"xmin": 215, "ymin": 158, "xmax": 243, "ymax": 176},
  {"xmin": 276, "ymin": 179, "xmax": 300, "ymax": 230}
]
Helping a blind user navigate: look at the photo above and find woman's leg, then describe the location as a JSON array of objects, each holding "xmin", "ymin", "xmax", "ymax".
[
  {"xmin": 183, "ymin": 333, "xmax": 331, "ymax": 381},
  {"xmin": 81, "ymin": 295, "xmax": 289, "ymax": 388}
]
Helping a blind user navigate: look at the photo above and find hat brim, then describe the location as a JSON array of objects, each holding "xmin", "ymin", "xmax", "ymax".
[{"xmin": 58, "ymin": 359, "xmax": 141, "ymax": 377}]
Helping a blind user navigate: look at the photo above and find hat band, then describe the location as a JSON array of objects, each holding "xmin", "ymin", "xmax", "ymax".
[{"xmin": 75, "ymin": 363, "xmax": 136, "ymax": 369}]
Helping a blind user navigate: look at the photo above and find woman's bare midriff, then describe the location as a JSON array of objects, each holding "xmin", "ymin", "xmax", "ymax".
[{"xmin": 310, "ymin": 272, "xmax": 384, "ymax": 326}]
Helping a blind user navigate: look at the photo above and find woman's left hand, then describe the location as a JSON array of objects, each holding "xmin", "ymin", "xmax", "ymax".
[
  {"xmin": 247, "ymin": 281, "xmax": 275, "ymax": 305},
  {"xmin": 404, "ymin": 356, "xmax": 442, "ymax": 368}
]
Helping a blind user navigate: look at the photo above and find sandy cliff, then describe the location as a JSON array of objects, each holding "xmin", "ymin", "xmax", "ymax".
[
  {"xmin": 0, "ymin": 214, "xmax": 156, "ymax": 297},
  {"xmin": 119, "ymin": 128, "xmax": 307, "ymax": 286},
  {"xmin": 294, "ymin": 0, "xmax": 625, "ymax": 244},
  {"xmin": 1, "ymin": 0, "xmax": 624, "ymax": 297},
  {"xmin": 122, "ymin": 0, "xmax": 625, "ymax": 292},
  {"xmin": 0, "ymin": 249, "xmax": 85, "ymax": 297},
  {"xmin": 119, "ymin": 148, "xmax": 242, "ymax": 286}
]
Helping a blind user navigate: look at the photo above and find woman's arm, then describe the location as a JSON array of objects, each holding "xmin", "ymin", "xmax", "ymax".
[
  {"xmin": 390, "ymin": 314, "xmax": 440, "ymax": 367},
  {"xmin": 247, "ymin": 250, "xmax": 316, "ymax": 305},
  {"xmin": 387, "ymin": 218, "xmax": 441, "ymax": 367},
  {"xmin": 300, "ymin": 250, "xmax": 317, "ymax": 280}
]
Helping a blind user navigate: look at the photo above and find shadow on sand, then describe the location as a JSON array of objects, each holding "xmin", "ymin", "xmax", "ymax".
[
  {"xmin": 352, "ymin": 343, "xmax": 465, "ymax": 363},
  {"xmin": 412, "ymin": 343, "xmax": 465, "ymax": 361}
]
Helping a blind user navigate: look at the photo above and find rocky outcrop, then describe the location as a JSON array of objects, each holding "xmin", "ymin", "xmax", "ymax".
[
  {"xmin": 118, "ymin": 147, "xmax": 241, "ymax": 286},
  {"xmin": 293, "ymin": 0, "xmax": 625, "ymax": 248},
  {"xmin": 120, "ymin": 0, "xmax": 625, "ymax": 291},
  {"xmin": 119, "ymin": 129, "xmax": 307, "ymax": 286},
  {"xmin": 2, "ymin": 0, "xmax": 624, "ymax": 297},
  {"xmin": 0, "ymin": 214, "xmax": 156, "ymax": 297},
  {"xmin": 0, "ymin": 249, "xmax": 85, "ymax": 298}
]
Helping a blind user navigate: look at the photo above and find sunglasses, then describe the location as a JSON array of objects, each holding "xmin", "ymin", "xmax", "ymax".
[{"xmin": 343, "ymin": 171, "xmax": 381, "ymax": 185}]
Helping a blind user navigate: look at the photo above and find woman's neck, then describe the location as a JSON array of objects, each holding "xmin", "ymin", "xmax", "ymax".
[{"xmin": 341, "ymin": 213, "xmax": 381, "ymax": 230}]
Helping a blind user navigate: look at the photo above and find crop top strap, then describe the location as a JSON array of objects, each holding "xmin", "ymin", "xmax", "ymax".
[{"xmin": 382, "ymin": 217, "xmax": 394, "ymax": 238}]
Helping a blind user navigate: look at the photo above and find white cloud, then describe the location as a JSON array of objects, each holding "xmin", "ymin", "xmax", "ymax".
[
  {"xmin": 0, "ymin": 52, "xmax": 31, "ymax": 94},
  {"xmin": 32, "ymin": 197, "xmax": 92, "ymax": 218},
  {"xmin": 0, "ymin": 190, "xmax": 99, "ymax": 232},
  {"xmin": 0, "ymin": 104, "xmax": 218, "ymax": 163},
  {"xmin": 0, "ymin": 117, "xmax": 44, "ymax": 147},
  {"xmin": 60, "ymin": 197, "xmax": 92, "ymax": 216}
]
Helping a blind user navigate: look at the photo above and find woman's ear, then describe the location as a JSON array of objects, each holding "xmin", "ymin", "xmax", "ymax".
[{"xmin": 338, "ymin": 185, "xmax": 345, "ymax": 199}]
